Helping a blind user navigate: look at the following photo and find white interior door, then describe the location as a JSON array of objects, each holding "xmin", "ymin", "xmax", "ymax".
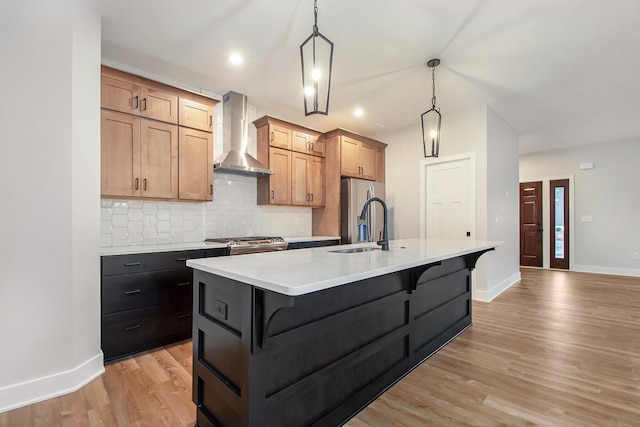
[{"xmin": 421, "ymin": 154, "xmax": 476, "ymax": 240}]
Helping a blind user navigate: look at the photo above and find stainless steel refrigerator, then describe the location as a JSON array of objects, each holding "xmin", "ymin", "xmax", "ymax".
[{"xmin": 341, "ymin": 178, "xmax": 386, "ymax": 244}]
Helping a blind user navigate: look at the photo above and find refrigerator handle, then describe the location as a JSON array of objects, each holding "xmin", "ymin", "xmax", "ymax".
[{"xmin": 367, "ymin": 185, "xmax": 375, "ymax": 242}]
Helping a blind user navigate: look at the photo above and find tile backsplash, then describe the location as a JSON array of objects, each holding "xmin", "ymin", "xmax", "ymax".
[{"xmin": 100, "ymin": 172, "xmax": 312, "ymax": 247}]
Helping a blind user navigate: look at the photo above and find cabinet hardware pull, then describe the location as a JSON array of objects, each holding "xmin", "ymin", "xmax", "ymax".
[
  {"xmin": 209, "ymin": 115, "xmax": 213, "ymax": 126},
  {"xmin": 134, "ymin": 178, "xmax": 139, "ymax": 190},
  {"xmin": 124, "ymin": 289, "xmax": 141, "ymax": 295},
  {"xmin": 176, "ymin": 314, "xmax": 190, "ymax": 319},
  {"xmin": 143, "ymin": 178, "xmax": 147, "ymax": 190},
  {"xmin": 176, "ymin": 258, "xmax": 189, "ymax": 261},
  {"xmin": 311, "ymin": 193, "xmax": 314, "ymax": 202},
  {"xmin": 210, "ymin": 184, "xmax": 213, "ymax": 195},
  {"xmin": 176, "ymin": 282, "xmax": 191, "ymax": 287},
  {"xmin": 306, "ymin": 193, "xmax": 310, "ymax": 201},
  {"xmin": 133, "ymin": 96, "xmax": 139, "ymax": 109},
  {"xmin": 310, "ymin": 142, "xmax": 314, "ymax": 151},
  {"xmin": 271, "ymin": 132, "xmax": 274, "ymax": 141},
  {"xmin": 271, "ymin": 190, "xmax": 275, "ymax": 200},
  {"xmin": 124, "ymin": 324, "xmax": 141, "ymax": 331},
  {"xmin": 141, "ymin": 98, "xmax": 147, "ymax": 111},
  {"xmin": 124, "ymin": 262, "xmax": 141, "ymax": 267}
]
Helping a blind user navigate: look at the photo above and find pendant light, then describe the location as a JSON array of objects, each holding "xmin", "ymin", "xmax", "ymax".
[
  {"xmin": 300, "ymin": 0, "xmax": 334, "ymax": 116},
  {"xmin": 422, "ymin": 59, "xmax": 441, "ymax": 157}
]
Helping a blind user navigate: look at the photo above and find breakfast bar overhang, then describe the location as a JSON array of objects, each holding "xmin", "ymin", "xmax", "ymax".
[{"xmin": 187, "ymin": 238, "xmax": 497, "ymax": 427}]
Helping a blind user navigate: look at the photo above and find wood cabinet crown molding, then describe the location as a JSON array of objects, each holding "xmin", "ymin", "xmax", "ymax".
[
  {"xmin": 321, "ymin": 127, "xmax": 388, "ymax": 149},
  {"xmin": 101, "ymin": 65, "xmax": 220, "ymax": 107}
]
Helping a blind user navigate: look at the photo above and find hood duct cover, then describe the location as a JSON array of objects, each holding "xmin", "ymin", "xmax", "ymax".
[{"xmin": 213, "ymin": 91, "xmax": 274, "ymax": 176}]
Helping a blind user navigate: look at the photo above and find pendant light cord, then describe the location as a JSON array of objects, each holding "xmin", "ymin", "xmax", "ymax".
[
  {"xmin": 431, "ymin": 66, "xmax": 437, "ymax": 110},
  {"xmin": 313, "ymin": 0, "xmax": 319, "ymax": 35}
]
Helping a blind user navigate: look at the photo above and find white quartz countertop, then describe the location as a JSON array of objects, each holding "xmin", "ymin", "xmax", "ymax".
[
  {"xmin": 187, "ymin": 238, "xmax": 499, "ymax": 296},
  {"xmin": 100, "ymin": 236, "xmax": 340, "ymax": 256}
]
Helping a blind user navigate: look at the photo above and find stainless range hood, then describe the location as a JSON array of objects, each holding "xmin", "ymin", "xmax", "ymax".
[{"xmin": 213, "ymin": 91, "xmax": 274, "ymax": 176}]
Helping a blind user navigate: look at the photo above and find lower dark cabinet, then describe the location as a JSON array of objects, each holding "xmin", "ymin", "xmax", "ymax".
[
  {"xmin": 287, "ymin": 239, "xmax": 340, "ymax": 250},
  {"xmin": 101, "ymin": 248, "xmax": 226, "ymax": 361}
]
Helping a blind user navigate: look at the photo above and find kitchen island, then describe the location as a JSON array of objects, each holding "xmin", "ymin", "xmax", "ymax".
[{"xmin": 187, "ymin": 238, "xmax": 497, "ymax": 427}]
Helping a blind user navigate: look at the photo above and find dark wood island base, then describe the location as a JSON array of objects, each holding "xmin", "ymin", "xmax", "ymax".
[{"xmin": 192, "ymin": 249, "xmax": 492, "ymax": 427}]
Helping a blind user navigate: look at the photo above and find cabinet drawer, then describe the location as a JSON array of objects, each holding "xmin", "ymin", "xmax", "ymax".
[
  {"xmin": 102, "ymin": 269, "xmax": 192, "ymax": 314},
  {"xmin": 101, "ymin": 249, "xmax": 206, "ymax": 276},
  {"xmin": 102, "ymin": 299, "xmax": 192, "ymax": 361}
]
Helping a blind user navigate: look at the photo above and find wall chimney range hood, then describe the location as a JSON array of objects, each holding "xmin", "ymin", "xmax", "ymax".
[{"xmin": 213, "ymin": 91, "xmax": 274, "ymax": 176}]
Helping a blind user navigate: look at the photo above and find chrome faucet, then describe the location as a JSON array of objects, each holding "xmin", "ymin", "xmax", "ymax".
[{"xmin": 359, "ymin": 197, "xmax": 389, "ymax": 251}]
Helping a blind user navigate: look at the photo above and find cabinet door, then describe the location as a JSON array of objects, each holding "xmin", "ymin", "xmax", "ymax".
[
  {"xmin": 291, "ymin": 152, "xmax": 309, "ymax": 206},
  {"xmin": 376, "ymin": 146, "xmax": 385, "ymax": 183},
  {"xmin": 309, "ymin": 155, "xmax": 325, "ymax": 207},
  {"xmin": 101, "ymin": 110, "xmax": 141, "ymax": 197},
  {"xmin": 291, "ymin": 131, "xmax": 312, "ymax": 154},
  {"xmin": 269, "ymin": 125, "xmax": 292, "ymax": 149},
  {"xmin": 178, "ymin": 127, "xmax": 213, "ymax": 200},
  {"xmin": 360, "ymin": 141, "xmax": 377, "ymax": 181},
  {"xmin": 101, "ymin": 77, "xmax": 141, "ymax": 114},
  {"xmin": 309, "ymin": 134, "xmax": 325, "ymax": 157},
  {"xmin": 141, "ymin": 119, "xmax": 178, "ymax": 199},
  {"xmin": 269, "ymin": 147, "xmax": 291, "ymax": 204},
  {"xmin": 179, "ymin": 98, "xmax": 213, "ymax": 132},
  {"xmin": 140, "ymin": 87, "xmax": 178, "ymax": 124},
  {"xmin": 341, "ymin": 137, "xmax": 361, "ymax": 178}
]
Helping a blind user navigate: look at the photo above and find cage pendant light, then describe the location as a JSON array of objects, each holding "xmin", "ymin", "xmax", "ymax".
[
  {"xmin": 422, "ymin": 59, "xmax": 441, "ymax": 157},
  {"xmin": 300, "ymin": 0, "xmax": 334, "ymax": 115}
]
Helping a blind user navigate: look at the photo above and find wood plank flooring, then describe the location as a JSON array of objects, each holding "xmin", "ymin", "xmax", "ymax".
[{"xmin": 1, "ymin": 268, "xmax": 639, "ymax": 426}]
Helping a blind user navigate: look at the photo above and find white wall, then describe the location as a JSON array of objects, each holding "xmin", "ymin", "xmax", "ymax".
[
  {"xmin": 379, "ymin": 105, "xmax": 520, "ymax": 301},
  {"xmin": 485, "ymin": 108, "xmax": 521, "ymax": 300},
  {"xmin": 0, "ymin": 0, "xmax": 103, "ymax": 412},
  {"xmin": 520, "ymin": 139, "xmax": 640, "ymax": 276}
]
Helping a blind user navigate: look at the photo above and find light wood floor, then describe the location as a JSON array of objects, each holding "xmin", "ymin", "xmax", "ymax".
[{"xmin": 2, "ymin": 268, "xmax": 639, "ymax": 426}]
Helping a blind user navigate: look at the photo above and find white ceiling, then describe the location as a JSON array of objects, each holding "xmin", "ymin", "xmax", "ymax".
[{"xmin": 94, "ymin": 0, "xmax": 640, "ymax": 153}]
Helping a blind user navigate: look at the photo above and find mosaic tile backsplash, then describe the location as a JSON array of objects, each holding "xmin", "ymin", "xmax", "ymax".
[{"xmin": 100, "ymin": 172, "xmax": 312, "ymax": 247}]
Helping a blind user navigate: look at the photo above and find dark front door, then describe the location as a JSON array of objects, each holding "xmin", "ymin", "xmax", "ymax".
[{"xmin": 520, "ymin": 181, "xmax": 543, "ymax": 267}]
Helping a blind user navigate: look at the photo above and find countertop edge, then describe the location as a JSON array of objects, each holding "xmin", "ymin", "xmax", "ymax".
[
  {"xmin": 100, "ymin": 236, "xmax": 341, "ymax": 256},
  {"xmin": 188, "ymin": 239, "xmax": 500, "ymax": 296}
]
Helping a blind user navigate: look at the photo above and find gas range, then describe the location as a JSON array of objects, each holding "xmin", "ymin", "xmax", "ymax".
[{"xmin": 204, "ymin": 236, "xmax": 288, "ymax": 255}]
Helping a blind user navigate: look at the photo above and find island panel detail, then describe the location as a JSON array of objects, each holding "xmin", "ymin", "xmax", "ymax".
[{"xmin": 192, "ymin": 248, "xmax": 492, "ymax": 427}]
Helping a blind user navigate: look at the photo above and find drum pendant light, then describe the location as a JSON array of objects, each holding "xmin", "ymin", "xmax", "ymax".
[
  {"xmin": 422, "ymin": 59, "xmax": 441, "ymax": 157},
  {"xmin": 300, "ymin": 0, "xmax": 334, "ymax": 116}
]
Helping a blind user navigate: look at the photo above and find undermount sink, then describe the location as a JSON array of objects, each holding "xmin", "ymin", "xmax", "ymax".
[{"xmin": 329, "ymin": 247, "xmax": 380, "ymax": 254}]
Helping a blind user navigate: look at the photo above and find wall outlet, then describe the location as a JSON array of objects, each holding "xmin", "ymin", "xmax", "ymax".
[{"xmin": 633, "ymin": 253, "xmax": 640, "ymax": 260}]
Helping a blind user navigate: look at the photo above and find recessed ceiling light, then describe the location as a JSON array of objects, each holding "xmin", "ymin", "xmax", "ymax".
[
  {"xmin": 229, "ymin": 53, "xmax": 243, "ymax": 65},
  {"xmin": 354, "ymin": 108, "xmax": 364, "ymax": 117}
]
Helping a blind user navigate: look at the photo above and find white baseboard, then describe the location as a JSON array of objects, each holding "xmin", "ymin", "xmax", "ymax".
[
  {"xmin": 0, "ymin": 352, "xmax": 105, "ymax": 413},
  {"xmin": 473, "ymin": 271, "xmax": 521, "ymax": 302},
  {"xmin": 573, "ymin": 264, "xmax": 640, "ymax": 278}
]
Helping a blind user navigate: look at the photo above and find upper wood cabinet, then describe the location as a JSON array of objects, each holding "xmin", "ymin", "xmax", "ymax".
[
  {"xmin": 292, "ymin": 130, "xmax": 325, "ymax": 157},
  {"xmin": 340, "ymin": 136, "xmax": 376, "ymax": 181},
  {"xmin": 269, "ymin": 124, "xmax": 292, "ymax": 150},
  {"xmin": 101, "ymin": 77, "xmax": 140, "ymax": 115},
  {"xmin": 100, "ymin": 66, "xmax": 218, "ymax": 201},
  {"xmin": 257, "ymin": 147, "xmax": 291, "ymax": 205},
  {"xmin": 101, "ymin": 110, "xmax": 141, "ymax": 197},
  {"xmin": 292, "ymin": 152, "xmax": 325, "ymax": 207},
  {"xmin": 101, "ymin": 76, "xmax": 178, "ymax": 124},
  {"xmin": 101, "ymin": 110, "xmax": 178, "ymax": 199},
  {"xmin": 178, "ymin": 98, "xmax": 213, "ymax": 132},
  {"xmin": 178, "ymin": 127, "xmax": 213, "ymax": 201},
  {"xmin": 255, "ymin": 116, "xmax": 324, "ymax": 207},
  {"xmin": 140, "ymin": 87, "xmax": 178, "ymax": 124}
]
